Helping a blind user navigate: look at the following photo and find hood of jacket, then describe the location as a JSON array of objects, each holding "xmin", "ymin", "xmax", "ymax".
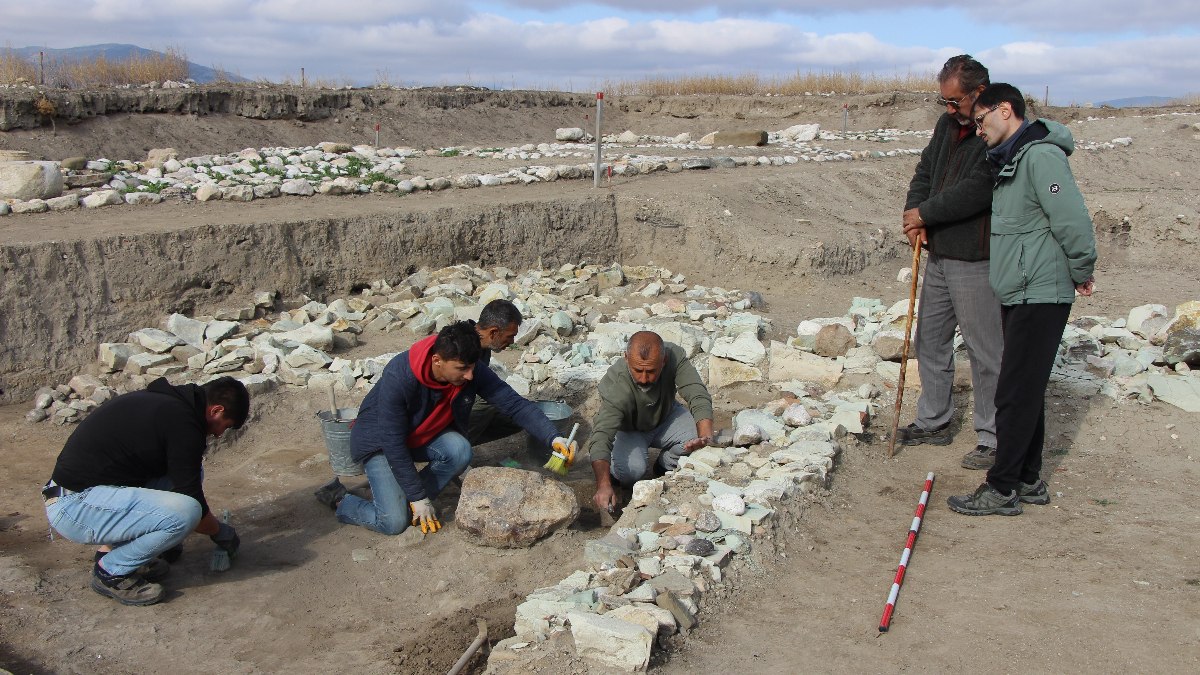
[{"xmin": 996, "ymin": 119, "xmax": 1072, "ymax": 180}]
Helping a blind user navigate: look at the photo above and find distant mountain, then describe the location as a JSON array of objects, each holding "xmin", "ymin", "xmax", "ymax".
[
  {"xmin": 1093, "ymin": 95, "xmax": 1176, "ymax": 108},
  {"xmin": 9, "ymin": 43, "xmax": 247, "ymax": 83}
]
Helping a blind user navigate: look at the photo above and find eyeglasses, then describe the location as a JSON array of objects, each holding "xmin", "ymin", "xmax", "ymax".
[
  {"xmin": 973, "ymin": 105, "xmax": 1000, "ymax": 127},
  {"xmin": 935, "ymin": 90, "xmax": 977, "ymax": 110}
]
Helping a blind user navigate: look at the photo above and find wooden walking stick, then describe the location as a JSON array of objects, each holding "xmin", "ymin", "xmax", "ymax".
[{"xmin": 888, "ymin": 238, "xmax": 924, "ymax": 458}]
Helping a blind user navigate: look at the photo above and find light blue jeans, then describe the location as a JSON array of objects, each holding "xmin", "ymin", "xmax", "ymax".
[
  {"xmin": 45, "ymin": 477, "xmax": 202, "ymax": 577},
  {"xmin": 336, "ymin": 431, "xmax": 471, "ymax": 535},
  {"xmin": 610, "ymin": 402, "xmax": 697, "ymax": 487}
]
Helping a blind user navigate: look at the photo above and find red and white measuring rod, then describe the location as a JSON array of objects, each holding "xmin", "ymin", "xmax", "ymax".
[{"xmin": 878, "ymin": 471, "xmax": 934, "ymax": 633}]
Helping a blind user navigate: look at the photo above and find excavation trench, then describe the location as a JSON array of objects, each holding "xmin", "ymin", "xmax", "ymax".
[{"xmin": 0, "ymin": 186, "xmax": 898, "ymax": 403}]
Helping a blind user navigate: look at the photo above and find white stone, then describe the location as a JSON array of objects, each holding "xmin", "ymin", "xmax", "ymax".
[
  {"xmin": 707, "ymin": 356, "xmax": 762, "ymax": 390},
  {"xmin": 130, "ymin": 328, "xmax": 184, "ymax": 353},
  {"xmin": 556, "ymin": 127, "xmax": 586, "ymax": 142},
  {"xmin": 81, "ymin": 190, "xmax": 124, "ymax": 208},
  {"xmin": 711, "ymin": 331, "xmax": 766, "ymax": 365},
  {"xmin": 629, "ymin": 479, "xmax": 664, "ymax": 508},
  {"xmin": 195, "ymin": 184, "xmax": 222, "ymax": 201},
  {"xmin": 124, "ymin": 192, "xmax": 164, "ymax": 206},
  {"xmin": 712, "ymin": 493, "xmax": 747, "ymax": 516},
  {"xmin": 568, "ymin": 612, "xmax": 652, "ymax": 672},
  {"xmin": 768, "ymin": 341, "xmax": 843, "ymax": 386},
  {"xmin": 780, "ymin": 123, "xmax": 820, "ymax": 142},
  {"xmin": 277, "ymin": 323, "xmax": 335, "ymax": 351},
  {"xmin": 783, "ymin": 403, "xmax": 813, "ymax": 426},
  {"xmin": 0, "ymin": 161, "xmax": 64, "ymax": 201}
]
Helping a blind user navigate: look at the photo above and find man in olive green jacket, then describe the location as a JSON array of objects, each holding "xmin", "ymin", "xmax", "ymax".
[
  {"xmin": 587, "ymin": 331, "xmax": 714, "ymax": 512},
  {"xmin": 948, "ymin": 83, "xmax": 1097, "ymax": 517}
]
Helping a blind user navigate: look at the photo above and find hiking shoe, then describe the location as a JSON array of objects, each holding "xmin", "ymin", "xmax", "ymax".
[
  {"xmin": 90, "ymin": 567, "xmax": 165, "ymax": 606},
  {"xmin": 961, "ymin": 445, "xmax": 997, "ymax": 470},
  {"xmin": 314, "ymin": 479, "xmax": 348, "ymax": 511},
  {"xmin": 1019, "ymin": 479, "xmax": 1051, "ymax": 505},
  {"xmin": 94, "ymin": 551, "xmax": 170, "ymax": 582},
  {"xmin": 895, "ymin": 422, "xmax": 953, "ymax": 446},
  {"xmin": 947, "ymin": 483, "xmax": 1022, "ymax": 516}
]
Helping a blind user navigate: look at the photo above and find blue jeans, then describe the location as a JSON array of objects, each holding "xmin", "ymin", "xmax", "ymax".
[
  {"xmin": 610, "ymin": 402, "xmax": 697, "ymax": 487},
  {"xmin": 336, "ymin": 431, "xmax": 471, "ymax": 535},
  {"xmin": 45, "ymin": 477, "xmax": 202, "ymax": 577}
]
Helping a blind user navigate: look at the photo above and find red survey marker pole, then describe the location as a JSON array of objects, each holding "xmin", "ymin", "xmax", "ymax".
[{"xmin": 878, "ymin": 471, "xmax": 934, "ymax": 633}]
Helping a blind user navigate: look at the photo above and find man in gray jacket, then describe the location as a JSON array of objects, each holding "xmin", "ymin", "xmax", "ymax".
[{"xmin": 900, "ymin": 54, "xmax": 1003, "ymax": 470}]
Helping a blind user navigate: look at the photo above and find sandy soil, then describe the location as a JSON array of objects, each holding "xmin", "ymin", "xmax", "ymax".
[{"xmin": 1, "ymin": 91, "xmax": 1198, "ymax": 673}]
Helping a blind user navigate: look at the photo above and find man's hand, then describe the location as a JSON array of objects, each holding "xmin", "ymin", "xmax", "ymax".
[
  {"xmin": 551, "ymin": 436, "xmax": 578, "ymax": 466},
  {"xmin": 902, "ymin": 208, "xmax": 928, "ymax": 246},
  {"xmin": 593, "ymin": 483, "xmax": 617, "ymax": 513},
  {"xmin": 209, "ymin": 523, "xmax": 240, "ymax": 555},
  {"xmin": 1075, "ymin": 278, "xmax": 1095, "ymax": 297},
  {"xmin": 683, "ymin": 435, "xmax": 714, "ymax": 453},
  {"xmin": 410, "ymin": 498, "xmax": 441, "ymax": 534}
]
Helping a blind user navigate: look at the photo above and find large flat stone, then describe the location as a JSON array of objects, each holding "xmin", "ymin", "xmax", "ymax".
[
  {"xmin": 568, "ymin": 612, "xmax": 653, "ymax": 672},
  {"xmin": 456, "ymin": 467, "xmax": 580, "ymax": 548}
]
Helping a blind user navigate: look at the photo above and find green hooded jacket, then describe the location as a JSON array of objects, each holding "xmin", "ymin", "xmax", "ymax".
[{"xmin": 989, "ymin": 119, "xmax": 1097, "ymax": 305}]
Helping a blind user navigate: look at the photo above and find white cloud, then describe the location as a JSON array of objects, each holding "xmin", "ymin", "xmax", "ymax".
[{"xmin": 2, "ymin": 1, "xmax": 1197, "ymax": 101}]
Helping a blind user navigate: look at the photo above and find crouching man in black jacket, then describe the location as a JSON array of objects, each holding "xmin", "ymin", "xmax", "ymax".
[{"xmin": 42, "ymin": 376, "xmax": 250, "ymax": 606}]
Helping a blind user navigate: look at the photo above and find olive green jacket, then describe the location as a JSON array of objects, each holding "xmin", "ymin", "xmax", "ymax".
[
  {"xmin": 585, "ymin": 343, "xmax": 713, "ymax": 464},
  {"xmin": 989, "ymin": 119, "xmax": 1097, "ymax": 305}
]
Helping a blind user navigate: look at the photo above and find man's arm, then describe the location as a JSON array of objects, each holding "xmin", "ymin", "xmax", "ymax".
[
  {"xmin": 673, "ymin": 352, "xmax": 714, "ymax": 452},
  {"xmin": 473, "ymin": 365, "xmax": 558, "ymax": 446},
  {"xmin": 1029, "ymin": 148, "xmax": 1097, "ymax": 285},
  {"xmin": 370, "ymin": 367, "xmax": 427, "ymax": 502},
  {"xmin": 591, "ymin": 459, "xmax": 616, "ymax": 511}
]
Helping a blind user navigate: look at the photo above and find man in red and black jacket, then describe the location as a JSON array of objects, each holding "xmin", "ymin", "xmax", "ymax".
[
  {"xmin": 43, "ymin": 376, "xmax": 250, "ymax": 606},
  {"xmin": 320, "ymin": 321, "xmax": 574, "ymax": 535}
]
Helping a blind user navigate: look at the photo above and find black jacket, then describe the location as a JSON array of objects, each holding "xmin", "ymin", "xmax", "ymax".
[
  {"xmin": 905, "ymin": 113, "xmax": 994, "ymax": 261},
  {"xmin": 50, "ymin": 378, "xmax": 211, "ymax": 516}
]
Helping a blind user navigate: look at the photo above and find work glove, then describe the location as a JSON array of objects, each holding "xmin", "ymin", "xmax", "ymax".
[
  {"xmin": 410, "ymin": 498, "xmax": 441, "ymax": 534},
  {"xmin": 551, "ymin": 436, "xmax": 578, "ymax": 467},
  {"xmin": 210, "ymin": 523, "xmax": 240, "ymax": 555}
]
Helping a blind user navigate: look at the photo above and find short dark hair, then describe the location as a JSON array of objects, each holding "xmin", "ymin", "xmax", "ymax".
[
  {"xmin": 938, "ymin": 54, "xmax": 989, "ymax": 92},
  {"xmin": 433, "ymin": 321, "xmax": 482, "ymax": 364},
  {"xmin": 478, "ymin": 299, "xmax": 522, "ymax": 331},
  {"xmin": 202, "ymin": 376, "xmax": 250, "ymax": 428},
  {"xmin": 976, "ymin": 83, "xmax": 1026, "ymax": 120}
]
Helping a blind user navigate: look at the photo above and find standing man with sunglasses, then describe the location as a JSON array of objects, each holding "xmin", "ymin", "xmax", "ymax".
[
  {"xmin": 899, "ymin": 54, "xmax": 1004, "ymax": 470},
  {"xmin": 948, "ymin": 83, "xmax": 1096, "ymax": 516}
]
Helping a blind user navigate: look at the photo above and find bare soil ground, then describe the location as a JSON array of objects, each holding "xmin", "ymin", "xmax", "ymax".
[{"xmin": 1, "ymin": 91, "xmax": 1198, "ymax": 673}]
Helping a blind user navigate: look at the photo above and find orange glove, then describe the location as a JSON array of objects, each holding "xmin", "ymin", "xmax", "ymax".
[{"xmin": 410, "ymin": 498, "xmax": 441, "ymax": 534}]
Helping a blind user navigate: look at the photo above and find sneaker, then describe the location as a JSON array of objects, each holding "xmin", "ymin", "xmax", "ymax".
[
  {"xmin": 90, "ymin": 567, "xmax": 165, "ymax": 606},
  {"xmin": 896, "ymin": 422, "xmax": 953, "ymax": 446},
  {"xmin": 314, "ymin": 479, "xmax": 348, "ymax": 511},
  {"xmin": 1019, "ymin": 479, "xmax": 1051, "ymax": 505},
  {"xmin": 94, "ymin": 551, "xmax": 170, "ymax": 582},
  {"xmin": 961, "ymin": 445, "xmax": 997, "ymax": 470},
  {"xmin": 947, "ymin": 483, "xmax": 1022, "ymax": 516}
]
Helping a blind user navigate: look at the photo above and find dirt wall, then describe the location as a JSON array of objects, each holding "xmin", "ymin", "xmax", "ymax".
[{"xmin": 0, "ymin": 195, "xmax": 618, "ymax": 401}]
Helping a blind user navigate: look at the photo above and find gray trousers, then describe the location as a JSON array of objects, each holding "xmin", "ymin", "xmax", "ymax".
[
  {"xmin": 914, "ymin": 253, "xmax": 1003, "ymax": 448},
  {"xmin": 610, "ymin": 402, "xmax": 696, "ymax": 487}
]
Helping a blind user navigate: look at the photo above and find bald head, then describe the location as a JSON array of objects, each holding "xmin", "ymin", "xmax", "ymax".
[{"xmin": 626, "ymin": 331, "xmax": 665, "ymax": 387}]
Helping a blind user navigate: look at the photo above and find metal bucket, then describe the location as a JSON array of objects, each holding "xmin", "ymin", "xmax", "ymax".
[
  {"xmin": 526, "ymin": 400, "xmax": 573, "ymax": 455},
  {"xmin": 317, "ymin": 406, "xmax": 363, "ymax": 477}
]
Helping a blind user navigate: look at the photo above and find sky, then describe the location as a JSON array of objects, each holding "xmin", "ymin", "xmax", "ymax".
[{"xmin": 2, "ymin": 0, "xmax": 1198, "ymax": 104}]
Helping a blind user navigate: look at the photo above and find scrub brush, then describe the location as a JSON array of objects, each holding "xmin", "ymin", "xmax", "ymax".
[
  {"xmin": 543, "ymin": 423, "xmax": 580, "ymax": 477},
  {"xmin": 209, "ymin": 509, "xmax": 234, "ymax": 572}
]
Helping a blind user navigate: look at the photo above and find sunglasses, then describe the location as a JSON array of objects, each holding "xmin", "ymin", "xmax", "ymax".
[
  {"xmin": 935, "ymin": 90, "xmax": 977, "ymax": 110},
  {"xmin": 973, "ymin": 105, "xmax": 1001, "ymax": 127}
]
